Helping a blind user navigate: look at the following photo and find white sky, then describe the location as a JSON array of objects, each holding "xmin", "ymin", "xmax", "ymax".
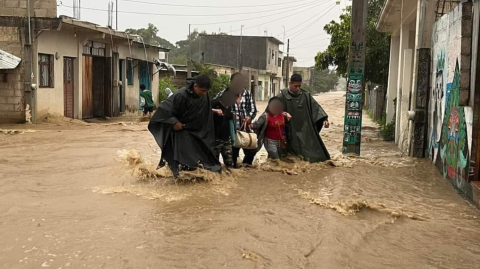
[{"xmin": 57, "ymin": 0, "xmax": 351, "ymax": 67}]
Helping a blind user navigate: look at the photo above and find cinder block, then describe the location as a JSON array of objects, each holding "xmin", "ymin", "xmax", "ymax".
[
  {"xmin": 14, "ymin": 89, "xmax": 23, "ymax": 97},
  {"xmin": 14, "ymin": 103, "xmax": 24, "ymax": 111},
  {"xmin": 462, "ymin": 20, "xmax": 472, "ymax": 37},
  {"xmin": 12, "ymin": 8, "xmax": 27, "ymax": 17},
  {"xmin": 0, "ymin": 97, "xmax": 7, "ymax": 104},
  {"xmin": 47, "ymin": 8, "xmax": 56, "ymax": 18},
  {"xmin": 461, "ymin": 37, "xmax": 472, "ymax": 53},
  {"xmin": 461, "ymin": 54, "xmax": 471, "ymax": 70},
  {"xmin": 8, "ymin": 73, "xmax": 21, "ymax": 82},
  {"xmin": 0, "ymin": 89, "xmax": 14, "ymax": 97},
  {"xmin": 41, "ymin": 1, "xmax": 54, "ymax": 9},
  {"xmin": 19, "ymin": 0, "xmax": 26, "ymax": 8},
  {"xmin": 459, "ymin": 90, "xmax": 469, "ymax": 106},
  {"xmin": 4, "ymin": 0, "xmax": 19, "ymax": 8},
  {"xmin": 462, "ymin": 2, "xmax": 473, "ymax": 17},
  {"xmin": 0, "ymin": 104, "xmax": 14, "ymax": 112},
  {"xmin": 7, "ymin": 96, "xmax": 22, "ymax": 104},
  {"xmin": 0, "ymin": 0, "xmax": 5, "ymax": 8},
  {"xmin": 34, "ymin": 9, "xmax": 47, "ymax": 17},
  {"xmin": 460, "ymin": 69, "xmax": 470, "ymax": 79}
]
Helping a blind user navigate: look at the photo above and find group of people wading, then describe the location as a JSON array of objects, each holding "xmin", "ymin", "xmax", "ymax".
[{"xmin": 148, "ymin": 73, "xmax": 330, "ymax": 177}]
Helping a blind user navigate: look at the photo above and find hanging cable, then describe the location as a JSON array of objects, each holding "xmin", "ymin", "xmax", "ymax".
[
  {"xmin": 119, "ymin": 0, "xmax": 314, "ymax": 9},
  {"xmin": 290, "ymin": 4, "xmax": 337, "ymax": 39},
  {"xmin": 274, "ymin": 6, "xmax": 331, "ymax": 38},
  {"xmin": 60, "ymin": 0, "xmax": 318, "ymax": 18},
  {"xmin": 224, "ymin": 0, "xmax": 330, "ymax": 33}
]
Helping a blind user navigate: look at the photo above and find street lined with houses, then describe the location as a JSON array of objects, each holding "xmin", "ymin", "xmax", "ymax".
[{"xmin": 2, "ymin": 0, "xmax": 480, "ymax": 268}]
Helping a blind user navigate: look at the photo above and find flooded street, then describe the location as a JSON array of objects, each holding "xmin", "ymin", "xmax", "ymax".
[{"xmin": 1, "ymin": 91, "xmax": 480, "ymax": 269}]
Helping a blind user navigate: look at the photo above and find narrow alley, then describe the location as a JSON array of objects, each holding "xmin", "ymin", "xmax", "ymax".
[{"xmin": 1, "ymin": 92, "xmax": 479, "ymax": 269}]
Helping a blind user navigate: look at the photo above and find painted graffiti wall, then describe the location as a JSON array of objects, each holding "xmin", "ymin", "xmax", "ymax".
[{"xmin": 428, "ymin": 2, "xmax": 473, "ymax": 192}]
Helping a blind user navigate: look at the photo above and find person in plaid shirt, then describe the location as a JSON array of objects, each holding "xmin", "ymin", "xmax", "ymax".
[{"xmin": 215, "ymin": 73, "xmax": 258, "ymax": 167}]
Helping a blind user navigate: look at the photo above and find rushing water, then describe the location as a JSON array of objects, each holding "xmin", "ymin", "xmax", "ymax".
[{"xmin": 1, "ymin": 92, "xmax": 479, "ymax": 268}]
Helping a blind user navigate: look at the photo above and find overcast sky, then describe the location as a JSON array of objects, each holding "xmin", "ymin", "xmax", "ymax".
[{"xmin": 57, "ymin": 0, "xmax": 351, "ymax": 67}]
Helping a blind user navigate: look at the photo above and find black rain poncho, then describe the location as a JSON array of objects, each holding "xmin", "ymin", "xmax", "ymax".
[
  {"xmin": 277, "ymin": 89, "xmax": 330, "ymax": 162},
  {"xmin": 148, "ymin": 83, "xmax": 221, "ymax": 176}
]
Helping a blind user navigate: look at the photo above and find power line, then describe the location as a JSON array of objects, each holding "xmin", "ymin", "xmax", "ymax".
[
  {"xmin": 225, "ymin": 0, "xmax": 329, "ymax": 33},
  {"xmin": 295, "ymin": 35, "xmax": 330, "ymax": 43},
  {"xmin": 274, "ymin": 5, "xmax": 330, "ymax": 38},
  {"xmin": 60, "ymin": 0, "xmax": 318, "ymax": 18},
  {"xmin": 290, "ymin": 38, "xmax": 331, "ymax": 49},
  {"xmin": 290, "ymin": 4, "xmax": 337, "ymax": 39},
  {"xmin": 119, "ymin": 0, "xmax": 314, "ymax": 9},
  {"xmin": 291, "ymin": 43, "xmax": 329, "ymax": 49},
  {"xmin": 194, "ymin": 0, "xmax": 323, "ymax": 26}
]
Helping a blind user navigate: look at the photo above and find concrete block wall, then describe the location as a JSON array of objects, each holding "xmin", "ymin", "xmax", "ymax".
[
  {"xmin": 0, "ymin": 0, "xmax": 57, "ymax": 18},
  {"xmin": 0, "ymin": 26, "xmax": 26, "ymax": 123}
]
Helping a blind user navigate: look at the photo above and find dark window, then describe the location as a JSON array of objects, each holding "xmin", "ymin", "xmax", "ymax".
[
  {"xmin": 127, "ymin": 59, "xmax": 133, "ymax": 85},
  {"xmin": 83, "ymin": 41, "xmax": 106, "ymax": 57},
  {"xmin": 268, "ymin": 49, "xmax": 271, "ymax": 64},
  {"xmin": 278, "ymin": 58, "xmax": 282, "ymax": 67},
  {"xmin": 38, "ymin": 54, "xmax": 54, "ymax": 88}
]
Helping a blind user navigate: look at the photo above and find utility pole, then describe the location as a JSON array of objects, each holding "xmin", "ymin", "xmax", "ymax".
[
  {"xmin": 187, "ymin": 24, "xmax": 192, "ymax": 78},
  {"xmin": 239, "ymin": 25, "xmax": 244, "ymax": 71},
  {"xmin": 285, "ymin": 39, "xmax": 290, "ymax": 87},
  {"xmin": 116, "ymin": 0, "xmax": 118, "ymax": 30},
  {"xmin": 342, "ymin": 0, "xmax": 367, "ymax": 155},
  {"xmin": 282, "ymin": 25, "xmax": 286, "ymax": 52}
]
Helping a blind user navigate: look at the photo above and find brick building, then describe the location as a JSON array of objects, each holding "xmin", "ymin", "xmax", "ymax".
[{"xmin": 0, "ymin": 1, "xmax": 167, "ymax": 123}]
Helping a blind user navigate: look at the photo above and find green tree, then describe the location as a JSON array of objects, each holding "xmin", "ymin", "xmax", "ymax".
[
  {"xmin": 315, "ymin": 0, "xmax": 390, "ymax": 85},
  {"xmin": 193, "ymin": 62, "xmax": 230, "ymax": 97},
  {"xmin": 300, "ymin": 69, "xmax": 339, "ymax": 94},
  {"xmin": 125, "ymin": 23, "xmax": 174, "ymax": 49},
  {"xmin": 158, "ymin": 77, "xmax": 177, "ymax": 103}
]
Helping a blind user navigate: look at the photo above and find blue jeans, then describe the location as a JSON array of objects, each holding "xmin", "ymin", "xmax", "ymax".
[{"xmin": 265, "ymin": 138, "xmax": 280, "ymax": 159}]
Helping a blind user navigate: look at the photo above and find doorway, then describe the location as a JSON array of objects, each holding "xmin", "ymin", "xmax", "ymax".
[
  {"xmin": 139, "ymin": 61, "xmax": 150, "ymax": 109},
  {"xmin": 63, "ymin": 57, "xmax": 74, "ymax": 118},
  {"xmin": 119, "ymin": 59, "xmax": 125, "ymax": 113}
]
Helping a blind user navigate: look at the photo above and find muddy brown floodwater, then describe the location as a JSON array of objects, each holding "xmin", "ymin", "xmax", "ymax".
[{"xmin": 1, "ymin": 92, "xmax": 480, "ymax": 269}]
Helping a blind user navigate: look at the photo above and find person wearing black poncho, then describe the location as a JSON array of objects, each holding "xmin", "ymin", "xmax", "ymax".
[
  {"xmin": 148, "ymin": 75, "xmax": 221, "ymax": 177},
  {"xmin": 277, "ymin": 73, "xmax": 331, "ymax": 162}
]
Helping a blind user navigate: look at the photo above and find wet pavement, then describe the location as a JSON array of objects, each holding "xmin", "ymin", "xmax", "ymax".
[{"xmin": 1, "ymin": 91, "xmax": 479, "ymax": 269}]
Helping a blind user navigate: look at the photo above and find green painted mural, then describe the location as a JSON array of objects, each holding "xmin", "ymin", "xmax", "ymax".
[{"xmin": 437, "ymin": 60, "xmax": 469, "ymax": 190}]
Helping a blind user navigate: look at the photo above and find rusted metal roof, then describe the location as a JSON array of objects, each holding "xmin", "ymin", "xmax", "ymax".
[{"xmin": 0, "ymin": 49, "xmax": 21, "ymax": 70}]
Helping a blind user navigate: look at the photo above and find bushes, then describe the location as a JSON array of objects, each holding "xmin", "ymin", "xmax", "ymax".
[
  {"xmin": 194, "ymin": 63, "xmax": 230, "ymax": 97},
  {"xmin": 380, "ymin": 122, "xmax": 395, "ymax": 141},
  {"xmin": 366, "ymin": 108, "xmax": 395, "ymax": 141},
  {"xmin": 158, "ymin": 64, "xmax": 231, "ymax": 103},
  {"xmin": 158, "ymin": 77, "xmax": 177, "ymax": 103}
]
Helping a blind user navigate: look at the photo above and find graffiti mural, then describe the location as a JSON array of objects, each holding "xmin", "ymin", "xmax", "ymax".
[
  {"xmin": 437, "ymin": 61, "xmax": 468, "ymax": 190},
  {"xmin": 343, "ymin": 41, "xmax": 364, "ymax": 155},
  {"xmin": 429, "ymin": 51, "xmax": 445, "ymax": 162}
]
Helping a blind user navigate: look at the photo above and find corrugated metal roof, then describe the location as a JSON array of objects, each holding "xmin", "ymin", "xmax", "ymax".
[{"xmin": 0, "ymin": 49, "xmax": 21, "ymax": 70}]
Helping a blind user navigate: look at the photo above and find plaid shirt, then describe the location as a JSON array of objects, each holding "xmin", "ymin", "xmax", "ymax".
[{"xmin": 215, "ymin": 88, "xmax": 257, "ymax": 121}]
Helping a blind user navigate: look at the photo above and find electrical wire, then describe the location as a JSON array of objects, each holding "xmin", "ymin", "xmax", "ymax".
[
  {"xmin": 295, "ymin": 35, "xmax": 330, "ymax": 43},
  {"xmin": 225, "ymin": 0, "xmax": 329, "ymax": 33},
  {"xmin": 195, "ymin": 0, "xmax": 324, "ymax": 26},
  {"xmin": 290, "ymin": 43, "xmax": 329, "ymax": 49},
  {"xmin": 119, "ymin": 0, "xmax": 314, "ymax": 9},
  {"xmin": 274, "ymin": 5, "xmax": 331, "ymax": 38},
  {"xmin": 290, "ymin": 4, "xmax": 337, "ymax": 39},
  {"xmin": 60, "ymin": 0, "xmax": 318, "ymax": 17}
]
